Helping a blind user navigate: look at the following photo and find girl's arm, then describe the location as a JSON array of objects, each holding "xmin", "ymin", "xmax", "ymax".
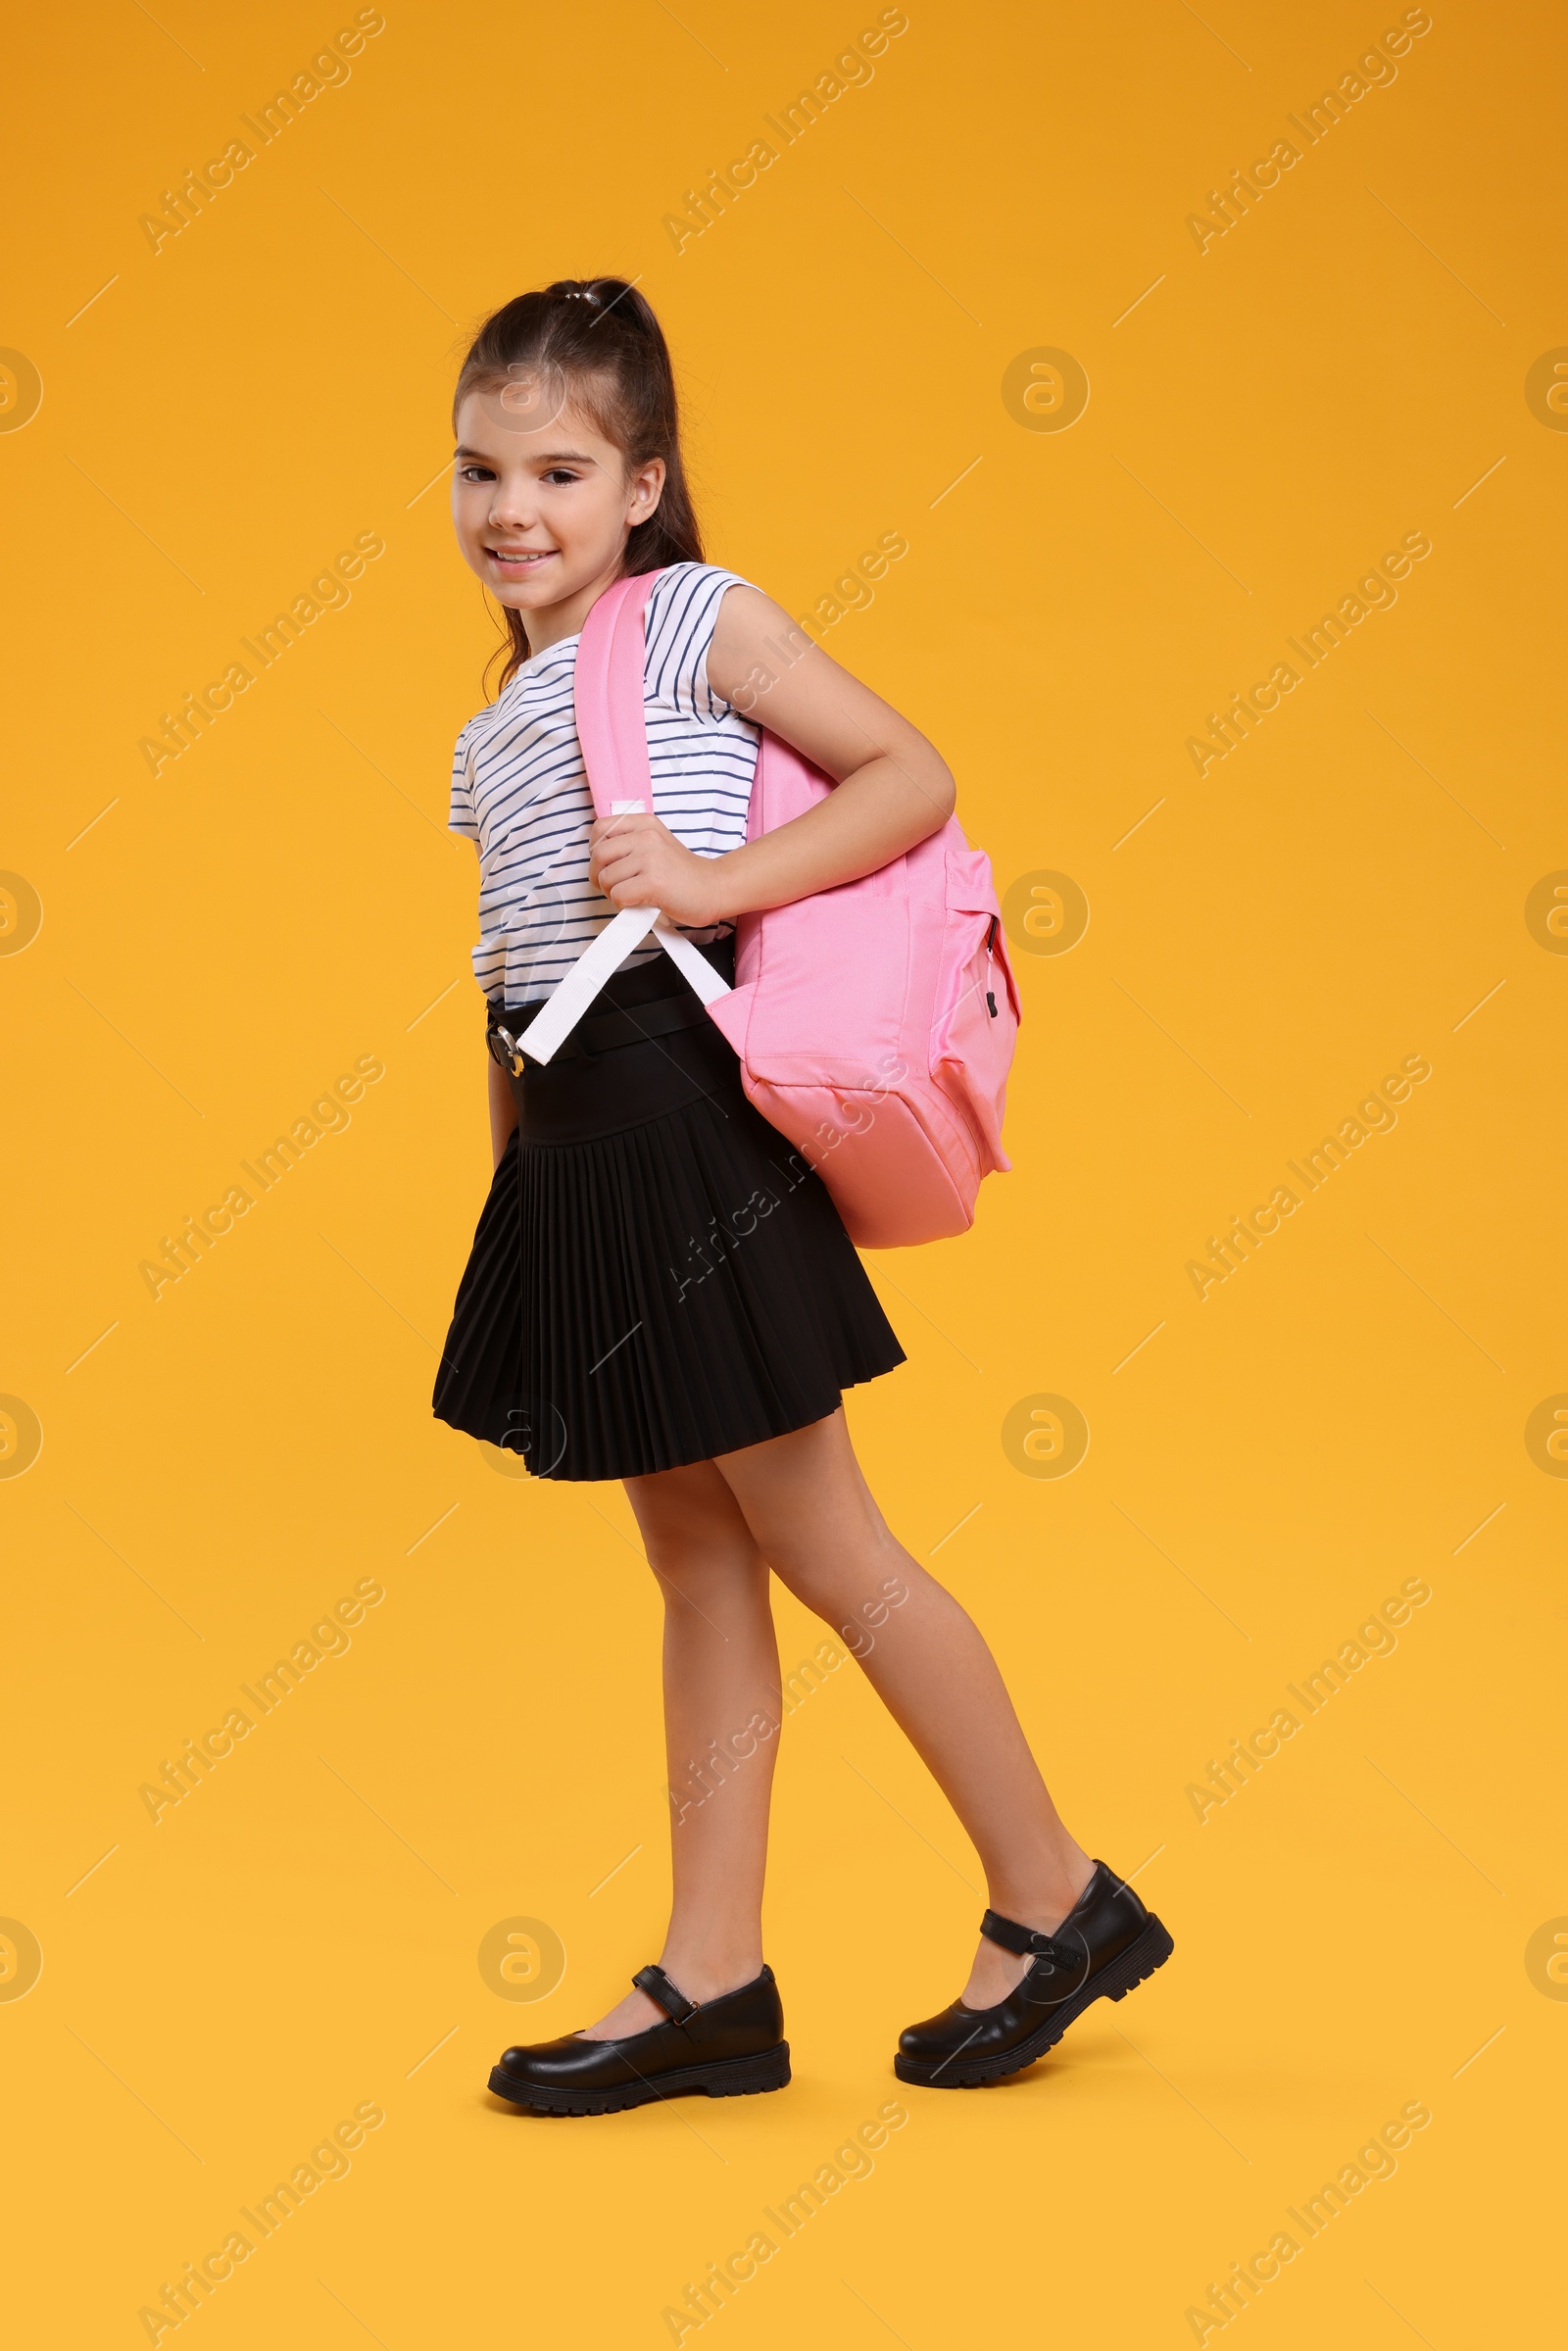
[
  {"xmin": 587, "ymin": 584, "xmax": 955, "ymax": 925},
  {"xmin": 489, "ymin": 1055, "xmax": 519, "ymax": 1168}
]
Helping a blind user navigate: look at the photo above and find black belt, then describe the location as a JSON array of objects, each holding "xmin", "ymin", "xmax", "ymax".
[{"xmin": 487, "ymin": 987, "xmax": 711, "ymax": 1074}]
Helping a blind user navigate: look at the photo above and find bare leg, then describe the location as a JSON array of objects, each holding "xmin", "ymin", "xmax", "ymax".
[
  {"xmin": 714, "ymin": 1409, "xmax": 1094, "ymax": 2007},
  {"xmin": 579, "ymin": 1460, "xmax": 782, "ymax": 2038}
]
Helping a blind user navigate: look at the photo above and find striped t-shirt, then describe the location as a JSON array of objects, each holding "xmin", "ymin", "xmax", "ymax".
[{"xmin": 450, "ymin": 563, "xmax": 760, "ymax": 1006}]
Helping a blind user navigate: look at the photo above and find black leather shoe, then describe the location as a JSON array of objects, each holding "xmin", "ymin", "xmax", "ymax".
[
  {"xmin": 488, "ymin": 1963, "xmax": 791, "ymax": 2115},
  {"xmin": 896, "ymin": 1860, "xmax": 1174, "ymax": 2088}
]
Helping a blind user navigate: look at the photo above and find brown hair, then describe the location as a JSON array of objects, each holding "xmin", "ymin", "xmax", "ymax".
[{"xmin": 453, "ymin": 277, "xmax": 705, "ymax": 692}]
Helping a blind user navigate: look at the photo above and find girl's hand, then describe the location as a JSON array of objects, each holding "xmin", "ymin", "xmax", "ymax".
[{"xmin": 588, "ymin": 811, "xmax": 725, "ymax": 927}]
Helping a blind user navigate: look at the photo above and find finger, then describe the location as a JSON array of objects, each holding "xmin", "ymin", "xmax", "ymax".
[
  {"xmin": 590, "ymin": 835, "xmax": 646, "ymax": 872},
  {"xmin": 597, "ymin": 864, "xmax": 656, "ymax": 906}
]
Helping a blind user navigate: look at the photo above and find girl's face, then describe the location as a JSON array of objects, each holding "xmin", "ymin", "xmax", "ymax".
[{"xmin": 451, "ymin": 383, "xmax": 664, "ymax": 623}]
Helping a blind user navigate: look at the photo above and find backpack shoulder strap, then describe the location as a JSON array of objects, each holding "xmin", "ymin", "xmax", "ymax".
[
  {"xmin": 514, "ymin": 564, "xmax": 729, "ymax": 1064},
  {"xmin": 574, "ymin": 568, "xmax": 661, "ymax": 817}
]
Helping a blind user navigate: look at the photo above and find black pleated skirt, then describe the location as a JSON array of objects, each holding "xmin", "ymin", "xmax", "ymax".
[{"xmin": 431, "ymin": 942, "xmax": 905, "ymax": 1481}]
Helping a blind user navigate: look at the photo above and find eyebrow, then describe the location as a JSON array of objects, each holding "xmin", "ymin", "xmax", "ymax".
[{"xmin": 453, "ymin": 445, "xmax": 600, "ymax": 465}]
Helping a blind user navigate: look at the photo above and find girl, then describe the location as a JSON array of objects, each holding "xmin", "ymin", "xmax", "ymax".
[{"xmin": 433, "ymin": 278, "xmax": 1172, "ymax": 2114}]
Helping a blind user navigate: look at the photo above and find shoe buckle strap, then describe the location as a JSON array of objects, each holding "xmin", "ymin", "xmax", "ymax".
[
  {"xmin": 632, "ymin": 1964, "xmax": 698, "ymax": 2025},
  {"xmin": 979, "ymin": 1908, "xmax": 1079, "ymax": 1970}
]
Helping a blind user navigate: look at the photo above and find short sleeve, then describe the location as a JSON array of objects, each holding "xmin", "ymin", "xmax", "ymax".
[
  {"xmin": 449, "ymin": 723, "xmax": 480, "ymax": 842},
  {"xmin": 644, "ymin": 563, "xmax": 756, "ymax": 724}
]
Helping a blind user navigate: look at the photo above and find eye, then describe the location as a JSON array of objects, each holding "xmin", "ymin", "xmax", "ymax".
[
  {"xmin": 458, "ymin": 464, "xmax": 496, "ymax": 482},
  {"xmin": 542, "ymin": 468, "xmax": 580, "ymax": 486}
]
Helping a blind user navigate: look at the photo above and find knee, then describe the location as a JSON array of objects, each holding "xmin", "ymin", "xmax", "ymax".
[
  {"xmin": 766, "ymin": 1540, "xmax": 918, "ymax": 1649},
  {"xmin": 624, "ymin": 1477, "xmax": 763, "ymax": 1595},
  {"xmin": 637, "ymin": 1514, "xmax": 752, "ymax": 1590},
  {"xmin": 760, "ymin": 1542, "xmax": 834, "ymax": 1615}
]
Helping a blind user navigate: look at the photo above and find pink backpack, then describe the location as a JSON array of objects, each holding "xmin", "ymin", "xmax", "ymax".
[{"xmin": 516, "ymin": 568, "xmax": 1020, "ymax": 1249}]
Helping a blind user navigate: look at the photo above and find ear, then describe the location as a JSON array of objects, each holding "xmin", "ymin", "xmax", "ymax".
[{"xmin": 626, "ymin": 455, "xmax": 666, "ymax": 528}]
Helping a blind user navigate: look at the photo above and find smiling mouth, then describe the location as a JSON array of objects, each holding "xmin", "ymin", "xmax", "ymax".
[{"xmin": 487, "ymin": 547, "xmax": 556, "ymax": 565}]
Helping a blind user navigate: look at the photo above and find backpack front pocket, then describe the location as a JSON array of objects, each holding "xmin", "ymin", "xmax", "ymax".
[{"xmin": 931, "ymin": 849, "xmax": 1019, "ymax": 1172}]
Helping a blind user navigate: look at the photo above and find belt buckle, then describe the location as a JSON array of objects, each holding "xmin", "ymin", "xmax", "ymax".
[{"xmin": 487, "ymin": 1022, "xmax": 526, "ymax": 1078}]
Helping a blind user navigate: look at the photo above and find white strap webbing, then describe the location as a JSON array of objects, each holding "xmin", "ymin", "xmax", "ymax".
[
  {"xmin": 655, "ymin": 923, "xmax": 733, "ymax": 1006},
  {"xmin": 514, "ymin": 905, "xmax": 732, "ymax": 1064}
]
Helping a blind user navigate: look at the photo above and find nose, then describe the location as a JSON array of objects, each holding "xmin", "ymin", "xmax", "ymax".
[{"xmin": 486, "ymin": 472, "xmax": 538, "ymax": 533}]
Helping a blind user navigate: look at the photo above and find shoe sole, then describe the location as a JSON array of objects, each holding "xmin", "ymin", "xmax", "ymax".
[
  {"xmin": 488, "ymin": 2041, "xmax": 792, "ymax": 2116},
  {"xmin": 894, "ymin": 1916, "xmax": 1175, "ymax": 2089}
]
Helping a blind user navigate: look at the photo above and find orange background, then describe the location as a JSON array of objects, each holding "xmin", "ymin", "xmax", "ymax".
[{"xmin": 3, "ymin": 1, "xmax": 1564, "ymax": 2343}]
